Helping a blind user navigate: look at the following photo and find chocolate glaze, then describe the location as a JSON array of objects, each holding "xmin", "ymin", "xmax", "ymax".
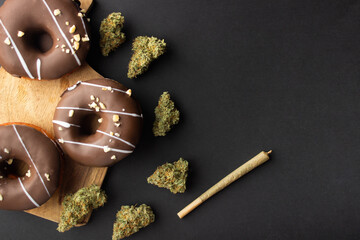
[
  {"xmin": 53, "ymin": 78, "xmax": 143, "ymax": 167},
  {"xmin": 0, "ymin": 124, "xmax": 60, "ymax": 210},
  {"xmin": 0, "ymin": 0, "xmax": 90, "ymax": 80}
]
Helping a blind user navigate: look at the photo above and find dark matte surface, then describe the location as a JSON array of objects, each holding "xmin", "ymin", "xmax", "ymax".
[{"xmin": 0, "ymin": 0, "xmax": 359, "ymax": 239}]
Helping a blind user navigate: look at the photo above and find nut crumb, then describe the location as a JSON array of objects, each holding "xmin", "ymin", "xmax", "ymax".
[
  {"xmin": 110, "ymin": 131, "xmax": 114, "ymax": 136},
  {"xmin": 25, "ymin": 169, "xmax": 31, "ymax": 178},
  {"xmin": 111, "ymin": 155, "xmax": 116, "ymax": 160},
  {"xmin": 17, "ymin": 31, "xmax": 25, "ymax": 37},
  {"xmin": 57, "ymin": 38, "xmax": 60, "ymax": 41},
  {"xmin": 55, "ymin": 45, "xmax": 59, "ymax": 48},
  {"xmin": 96, "ymin": 97, "xmax": 99, "ymax": 102},
  {"xmin": 69, "ymin": 25, "xmax": 76, "ymax": 34},
  {"xmin": 44, "ymin": 173, "xmax": 50, "ymax": 181},
  {"xmin": 95, "ymin": 107, "xmax": 100, "ymax": 112},
  {"xmin": 65, "ymin": 21, "xmax": 69, "ymax": 26},
  {"xmin": 3, "ymin": 148, "xmax": 9, "ymax": 154},
  {"xmin": 66, "ymin": 49, "xmax": 70, "ymax": 54},
  {"xmin": 4, "ymin": 37, "xmax": 10, "ymax": 45},
  {"xmin": 103, "ymin": 146, "xmax": 110, "ymax": 152},
  {"xmin": 62, "ymin": 49, "xmax": 65, "ymax": 52},
  {"xmin": 99, "ymin": 102, "xmax": 106, "ymax": 109},
  {"xmin": 78, "ymin": 12, "xmax": 83, "ymax": 17},
  {"xmin": 115, "ymin": 122, "xmax": 121, "ymax": 127},
  {"xmin": 0, "ymin": 176, "xmax": 3, "ymax": 179},
  {"xmin": 73, "ymin": 34, "xmax": 81, "ymax": 42},
  {"xmin": 58, "ymin": 138, "xmax": 65, "ymax": 144},
  {"xmin": 68, "ymin": 110, "xmax": 74, "ymax": 117},
  {"xmin": 0, "ymin": 193, "xmax": 3, "ymax": 201},
  {"xmin": 82, "ymin": 34, "xmax": 90, "ymax": 42},
  {"xmin": 87, "ymin": 18, "xmax": 90, "ymax": 22},
  {"xmin": 90, "ymin": 95, "xmax": 95, "ymax": 100},
  {"xmin": 126, "ymin": 89, "xmax": 132, "ymax": 96},
  {"xmin": 61, "ymin": 44, "xmax": 66, "ymax": 48},
  {"xmin": 6, "ymin": 159, "xmax": 13, "ymax": 165},
  {"xmin": 115, "ymin": 133, "xmax": 120, "ymax": 137},
  {"xmin": 122, "ymin": 108, "xmax": 125, "ymax": 111},
  {"xmin": 58, "ymin": 127, "xmax": 63, "ymax": 131},
  {"xmin": 113, "ymin": 115, "xmax": 120, "ymax": 122},
  {"xmin": 98, "ymin": 118, "xmax": 103, "ymax": 123},
  {"xmin": 73, "ymin": 41, "xmax": 80, "ymax": 50},
  {"xmin": 54, "ymin": 9, "xmax": 61, "ymax": 16}
]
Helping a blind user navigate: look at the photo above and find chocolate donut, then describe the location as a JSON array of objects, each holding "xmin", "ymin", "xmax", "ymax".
[
  {"xmin": 0, "ymin": 124, "xmax": 61, "ymax": 210},
  {"xmin": 53, "ymin": 78, "xmax": 143, "ymax": 167},
  {"xmin": 0, "ymin": 0, "xmax": 90, "ymax": 80}
]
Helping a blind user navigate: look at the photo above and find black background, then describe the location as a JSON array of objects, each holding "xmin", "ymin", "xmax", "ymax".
[{"xmin": 0, "ymin": 0, "xmax": 360, "ymax": 239}]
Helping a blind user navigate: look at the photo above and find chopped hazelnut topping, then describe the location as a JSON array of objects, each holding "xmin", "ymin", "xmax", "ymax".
[
  {"xmin": 0, "ymin": 193, "xmax": 3, "ymax": 201},
  {"xmin": 90, "ymin": 95, "xmax": 95, "ymax": 100},
  {"xmin": 65, "ymin": 21, "xmax": 69, "ymax": 26},
  {"xmin": 89, "ymin": 102, "xmax": 98, "ymax": 109},
  {"xmin": 17, "ymin": 31, "xmax": 25, "ymax": 37},
  {"xmin": 44, "ymin": 173, "xmax": 50, "ymax": 181},
  {"xmin": 3, "ymin": 148, "xmax": 9, "ymax": 154},
  {"xmin": 73, "ymin": 34, "xmax": 81, "ymax": 42},
  {"xmin": 58, "ymin": 138, "xmax": 64, "ymax": 143},
  {"xmin": 111, "ymin": 155, "xmax": 116, "ymax": 160},
  {"xmin": 95, "ymin": 107, "xmax": 100, "ymax": 112},
  {"xmin": 82, "ymin": 34, "xmax": 90, "ymax": 42},
  {"xmin": 126, "ymin": 89, "xmax": 132, "ymax": 96},
  {"xmin": 61, "ymin": 49, "xmax": 65, "ymax": 52},
  {"xmin": 4, "ymin": 37, "xmax": 10, "ymax": 45},
  {"xmin": 6, "ymin": 159, "xmax": 13, "ymax": 165},
  {"xmin": 95, "ymin": 97, "xmax": 99, "ymax": 102},
  {"xmin": 122, "ymin": 108, "xmax": 125, "ymax": 111},
  {"xmin": 103, "ymin": 146, "xmax": 110, "ymax": 152},
  {"xmin": 98, "ymin": 118, "xmax": 103, "ymax": 123},
  {"xmin": 99, "ymin": 102, "xmax": 106, "ymax": 109},
  {"xmin": 53, "ymin": 9, "xmax": 61, "ymax": 16},
  {"xmin": 115, "ymin": 133, "xmax": 120, "ymax": 137},
  {"xmin": 70, "ymin": 38, "xmax": 74, "ymax": 43},
  {"xmin": 61, "ymin": 44, "xmax": 66, "ymax": 48},
  {"xmin": 66, "ymin": 49, "xmax": 70, "ymax": 54},
  {"xmin": 77, "ymin": 12, "xmax": 83, "ymax": 17},
  {"xmin": 115, "ymin": 122, "xmax": 121, "ymax": 127},
  {"xmin": 109, "ymin": 139, "xmax": 112, "ymax": 143},
  {"xmin": 68, "ymin": 109, "xmax": 74, "ymax": 117},
  {"xmin": 25, "ymin": 169, "xmax": 31, "ymax": 178},
  {"xmin": 55, "ymin": 45, "xmax": 59, "ymax": 48},
  {"xmin": 113, "ymin": 114, "xmax": 120, "ymax": 122},
  {"xmin": 110, "ymin": 131, "xmax": 114, "ymax": 136},
  {"xmin": 73, "ymin": 41, "xmax": 80, "ymax": 50},
  {"xmin": 69, "ymin": 25, "xmax": 76, "ymax": 34},
  {"xmin": 58, "ymin": 127, "xmax": 63, "ymax": 131},
  {"xmin": 57, "ymin": 38, "xmax": 60, "ymax": 41}
]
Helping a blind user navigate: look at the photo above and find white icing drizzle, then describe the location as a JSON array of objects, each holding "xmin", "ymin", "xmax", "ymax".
[
  {"xmin": 18, "ymin": 178, "xmax": 40, "ymax": 208},
  {"xmin": 56, "ymin": 107, "xmax": 143, "ymax": 118},
  {"xmin": 52, "ymin": 120, "xmax": 80, "ymax": 128},
  {"xmin": 41, "ymin": 0, "xmax": 81, "ymax": 66},
  {"xmin": 96, "ymin": 130, "xmax": 135, "ymax": 148},
  {"xmin": 79, "ymin": 15, "xmax": 89, "ymax": 37},
  {"xmin": 52, "ymin": 120, "xmax": 135, "ymax": 147},
  {"xmin": 36, "ymin": 58, "xmax": 41, "ymax": 80},
  {"xmin": 13, "ymin": 125, "xmax": 50, "ymax": 197},
  {"xmin": 67, "ymin": 81, "xmax": 81, "ymax": 91},
  {"xmin": 59, "ymin": 140, "xmax": 133, "ymax": 153},
  {"xmin": 80, "ymin": 81, "xmax": 127, "ymax": 93},
  {"xmin": 0, "ymin": 19, "xmax": 35, "ymax": 79}
]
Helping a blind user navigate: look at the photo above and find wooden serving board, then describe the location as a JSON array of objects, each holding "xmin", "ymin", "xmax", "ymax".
[{"xmin": 0, "ymin": 63, "xmax": 107, "ymax": 225}]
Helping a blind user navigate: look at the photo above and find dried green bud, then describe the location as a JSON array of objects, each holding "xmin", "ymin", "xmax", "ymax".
[
  {"xmin": 147, "ymin": 158, "xmax": 188, "ymax": 194},
  {"xmin": 112, "ymin": 204, "xmax": 155, "ymax": 240},
  {"xmin": 57, "ymin": 184, "xmax": 107, "ymax": 232},
  {"xmin": 100, "ymin": 12, "xmax": 126, "ymax": 56},
  {"xmin": 127, "ymin": 36, "xmax": 166, "ymax": 78},
  {"xmin": 153, "ymin": 91, "xmax": 180, "ymax": 136}
]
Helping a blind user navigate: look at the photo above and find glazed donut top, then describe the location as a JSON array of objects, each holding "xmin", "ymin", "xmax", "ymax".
[
  {"xmin": 53, "ymin": 78, "xmax": 143, "ymax": 167},
  {"xmin": 0, "ymin": 0, "xmax": 90, "ymax": 80},
  {"xmin": 0, "ymin": 124, "xmax": 60, "ymax": 210}
]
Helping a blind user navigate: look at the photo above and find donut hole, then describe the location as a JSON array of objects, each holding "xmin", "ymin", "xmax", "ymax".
[
  {"xmin": 78, "ymin": 113, "xmax": 101, "ymax": 136},
  {"xmin": 0, "ymin": 159, "xmax": 30, "ymax": 179},
  {"xmin": 23, "ymin": 29, "xmax": 53, "ymax": 53}
]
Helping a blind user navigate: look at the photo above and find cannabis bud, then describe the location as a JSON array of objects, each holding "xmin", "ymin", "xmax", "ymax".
[
  {"xmin": 147, "ymin": 158, "xmax": 189, "ymax": 194},
  {"xmin": 100, "ymin": 12, "xmax": 126, "ymax": 56},
  {"xmin": 112, "ymin": 204, "xmax": 155, "ymax": 240},
  {"xmin": 127, "ymin": 36, "xmax": 166, "ymax": 78},
  {"xmin": 57, "ymin": 184, "xmax": 107, "ymax": 232},
  {"xmin": 153, "ymin": 91, "xmax": 180, "ymax": 136}
]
